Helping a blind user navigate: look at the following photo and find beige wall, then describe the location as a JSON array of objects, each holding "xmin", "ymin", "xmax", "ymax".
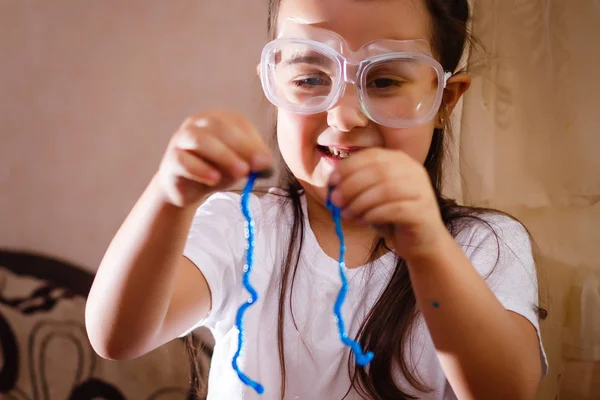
[{"xmin": 0, "ymin": 0, "xmax": 270, "ymax": 270}]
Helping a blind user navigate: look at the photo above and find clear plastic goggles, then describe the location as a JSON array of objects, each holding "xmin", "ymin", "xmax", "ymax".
[{"xmin": 260, "ymin": 19, "xmax": 452, "ymax": 128}]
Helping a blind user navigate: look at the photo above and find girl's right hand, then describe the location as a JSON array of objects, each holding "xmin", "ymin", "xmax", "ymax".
[{"xmin": 156, "ymin": 110, "xmax": 273, "ymax": 207}]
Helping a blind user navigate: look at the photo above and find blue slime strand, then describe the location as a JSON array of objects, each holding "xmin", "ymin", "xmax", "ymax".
[
  {"xmin": 232, "ymin": 172, "xmax": 265, "ymax": 395},
  {"xmin": 326, "ymin": 186, "xmax": 375, "ymax": 367}
]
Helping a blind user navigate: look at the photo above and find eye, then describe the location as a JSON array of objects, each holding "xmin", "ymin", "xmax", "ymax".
[
  {"xmin": 368, "ymin": 77, "xmax": 405, "ymax": 89},
  {"xmin": 293, "ymin": 76, "xmax": 331, "ymax": 87}
]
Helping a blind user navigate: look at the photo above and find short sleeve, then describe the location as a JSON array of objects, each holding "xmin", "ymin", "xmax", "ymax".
[
  {"xmin": 179, "ymin": 192, "xmax": 246, "ymax": 336},
  {"xmin": 457, "ymin": 214, "xmax": 549, "ymax": 378}
]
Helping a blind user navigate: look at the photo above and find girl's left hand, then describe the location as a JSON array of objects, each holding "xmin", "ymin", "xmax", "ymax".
[{"xmin": 328, "ymin": 148, "xmax": 450, "ymax": 262}]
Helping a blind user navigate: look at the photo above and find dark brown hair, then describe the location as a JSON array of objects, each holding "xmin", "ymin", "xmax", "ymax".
[
  {"xmin": 267, "ymin": 1, "xmax": 546, "ymax": 399},
  {"xmin": 187, "ymin": 1, "xmax": 547, "ymax": 399}
]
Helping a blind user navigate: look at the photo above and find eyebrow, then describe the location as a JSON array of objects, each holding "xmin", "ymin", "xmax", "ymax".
[{"xmin": 284, "ymin": 53, "xmax": 330, "ymax": 67}]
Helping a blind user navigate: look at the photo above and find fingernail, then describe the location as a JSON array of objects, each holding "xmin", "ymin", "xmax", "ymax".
[
  {"xmin": 329, "ymin": 172, "xmax": 340, "ymax": 186},
  {"xmin": 208, "ymin": 170, "xmax": 221, "ymax": 182},
  {"xmin": 330, "ymin": 190, "xmax": 342, "ymax": 206},
  {"xmin": 234, "ymin": 160, "xmax": 250, "ymax": 176},
  {"xmin": 252, "ymin": 153, "xmax": 271, "ymax": 170},
  {"xmin": 342, "ymin": 209, "xmax": 353, "ymax": 219}
]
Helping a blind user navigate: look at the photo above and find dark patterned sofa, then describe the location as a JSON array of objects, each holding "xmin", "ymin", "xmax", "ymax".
[{"xmin": 0, "ymin": 250, "xmax": 212, "ymax": 400}]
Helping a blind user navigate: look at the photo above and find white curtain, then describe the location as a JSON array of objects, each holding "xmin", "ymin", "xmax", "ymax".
[{"xmin": 450, "ymin": 1, "xmax": 600, "ymax": 399}]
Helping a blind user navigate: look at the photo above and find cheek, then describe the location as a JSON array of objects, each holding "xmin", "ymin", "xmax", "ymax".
[
  {"xmin": 276, "ymin": 111, "xmax": 322, "ymax": 157},
  {"xmin": 383, "ymin": 123, "xmax": 436, "ymax": 164},
  {"xmin": 276, "ymin": 111, "xmax": 332, "ymax": 187}
]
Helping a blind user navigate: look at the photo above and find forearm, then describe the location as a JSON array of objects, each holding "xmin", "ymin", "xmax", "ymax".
[
  {"xmin": 404, "ymin": 232, "xmax": 539, "ymax": 400},
  {"xmin": 86, "ymin": 175, "xmax": 199, "ymax": 358}
]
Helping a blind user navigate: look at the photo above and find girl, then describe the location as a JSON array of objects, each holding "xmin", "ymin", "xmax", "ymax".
[{"xmin": 86, "ymin": 0, "xmax": 548, "ymax": 399}]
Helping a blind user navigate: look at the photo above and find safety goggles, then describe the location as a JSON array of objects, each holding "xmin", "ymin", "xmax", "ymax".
[{"xmin": 260, "ymin": 19, "xmax": 452, "ymax": 128}]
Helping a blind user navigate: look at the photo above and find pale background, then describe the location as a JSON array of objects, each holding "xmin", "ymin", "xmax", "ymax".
[{"xmin": 1, "ymin": 1, "xmax": 599, "ymax": 399}]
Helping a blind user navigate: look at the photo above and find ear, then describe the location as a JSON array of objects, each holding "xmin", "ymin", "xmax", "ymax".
[{"xmin": 434, "ymin": 72, "xmax": 472, "ymax": 128}]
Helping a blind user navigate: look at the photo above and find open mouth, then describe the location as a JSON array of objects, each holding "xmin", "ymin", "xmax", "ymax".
[{"xmin": 317, "ymin": 145, "xmax": 363, "ymax": 160}]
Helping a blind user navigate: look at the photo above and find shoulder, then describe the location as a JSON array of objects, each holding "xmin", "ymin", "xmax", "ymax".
[
  {"xmin": 451, "ymin": 211, "xmax": 534, "ymax": 276},
  {"xmin": 197, "ymin": 191, "xmax": 241, "ymax": 213},
  {"xmin": 452, "ymin": 211, "xmax": 530, "ymax": 250},
  {"xmin": 185, "ymin": 188, "xmax": 292, "ymax": 268},
  {"xmin": 194, "ymin": 187, "xmax": 292, "ymax": 224}
]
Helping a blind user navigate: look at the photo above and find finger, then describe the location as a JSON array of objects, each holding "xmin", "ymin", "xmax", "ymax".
[
  {"xmin": 180, "ymin": 115, "xmax": 254, "ymax": 161},
  {"xmin": 176, "ymin": 127, "xmax": 250, "ymax": 178},
  {"xmin": 224, "ymin": 113, "xmax": 273, "ymax": 170},
  {"xmin": 328, "ymin": 148, "xmax": 388, "ymax": 184},
  {"xmin": 170, "ymin": 149, "xmax": 222, "ymax": 186},
  {"xmin": 342, "ymin": 180, "xmax": 421, "ymax": 220},
  {"xmin": 361, "ymin": 201, "xmax": 421, "ymax": 225},
  {"xmin": 330, "ymin": 148, "xmax": 418, "ymax": 188},
  {"xmin": 192, "ymin": 112, "xmax": 272, "ymax": 172},
  {"xmin": 330, "ymin": 163, "xmax": 388, "ymax": 208}
]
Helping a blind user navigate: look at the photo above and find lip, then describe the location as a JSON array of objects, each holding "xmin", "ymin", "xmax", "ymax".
[
  {"xmin": 318, "ymin": 145, "xmax": 367, "ymax": 151},
  {"xmin": 317, "ymin": 145, "xmax": 366, "ymax": 165},
  {"xmin": 317, "ymin": 146, "xmax": 342, "ymax": 165}
]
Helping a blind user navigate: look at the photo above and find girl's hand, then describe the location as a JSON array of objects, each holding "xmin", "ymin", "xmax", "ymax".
[
  {"xmin": 156, "ymin": 110, "xmax": 272, "ymax": 208},
  {"xmin": 328, "ymin": 148, "xmax": 449, "ymax": 262}
]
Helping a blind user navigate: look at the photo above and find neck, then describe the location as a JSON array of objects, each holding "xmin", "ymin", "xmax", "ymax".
[{"xmin": 303, "ymin": 189, "xmax": 369, "ymax": 235}]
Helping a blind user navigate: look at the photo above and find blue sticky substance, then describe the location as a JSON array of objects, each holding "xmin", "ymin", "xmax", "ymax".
[
  {"xmin": 232, "ymin": 178, "xmax": 374, "ymax": 394},
  {"xmin": 433, "ymin": 301, "xmax": 440, "ymax": 308},
  {"xmin": 232, "ymin": 172, "xmax": 265, "ymax": 395},
  {"xmin": 326, "ymin": 186, "xmax": 375, "ymax": 367}
]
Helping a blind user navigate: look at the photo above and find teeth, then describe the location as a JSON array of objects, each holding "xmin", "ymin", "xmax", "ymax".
[{"xmin": 327, "ymin": 147, "xmax": 350, "ymax": 158}]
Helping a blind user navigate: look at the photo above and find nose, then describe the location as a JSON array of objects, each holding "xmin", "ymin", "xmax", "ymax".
[{"xmin": 326, "ymin": 85, "xmax": 369, "ymax": 132}]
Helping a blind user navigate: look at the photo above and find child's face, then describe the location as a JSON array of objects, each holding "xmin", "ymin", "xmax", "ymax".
[{"xmin": 276, "ymin": 0, "xmax": 443, "ymax": 201}]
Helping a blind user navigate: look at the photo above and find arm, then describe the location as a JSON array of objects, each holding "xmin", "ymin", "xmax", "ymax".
[
  {"xmin": 85, "ymin": 110, "xmax": 271, "ymax": 360},
  {"xmin": 86, "ymin": 176, "xmax": 211, "ymax": 360},
  {"xmin": 327, "ymin": 149, "xmax": 544, "ymax": 400},
  {"xmin": 405, "ymin": 228, "xmax": 543, "ymax": 400}
]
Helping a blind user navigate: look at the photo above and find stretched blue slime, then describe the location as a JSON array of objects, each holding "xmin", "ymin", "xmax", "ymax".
[
  {"xmin": 232, "ymin": 177, "xmax": 374, "ymax": 395},
  {"xmin": 232, "ymin": 172, "xmax": 264, "ymax": 395},
  {"xmin": 326, "ymin": 186, "xmax": 375, "ymax": 366}
]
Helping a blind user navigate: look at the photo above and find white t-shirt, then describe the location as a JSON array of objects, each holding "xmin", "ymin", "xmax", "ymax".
[{"xmin": 182, "ymin": 189, "xmax": 548, "ymax": 400}]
